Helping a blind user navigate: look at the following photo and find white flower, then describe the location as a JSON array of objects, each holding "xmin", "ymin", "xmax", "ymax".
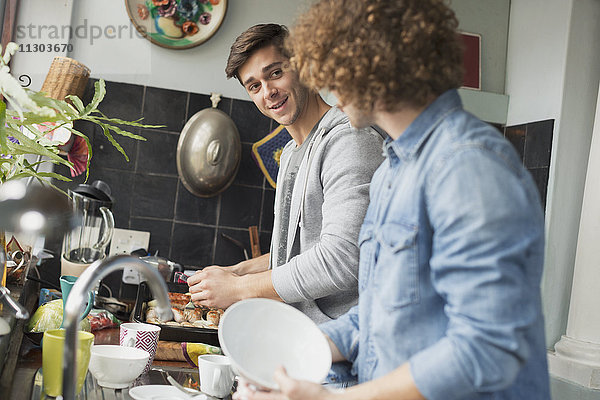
[
  {"xmin": 2, "ymin": 42, "xmax": 18, "ymax": 64},
  {"xmin": 0, "ymin": 43, "xmax": 56, "ymax": 119}
]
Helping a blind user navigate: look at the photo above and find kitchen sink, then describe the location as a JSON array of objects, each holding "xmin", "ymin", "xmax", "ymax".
[{"xmin": 29, "ymin": 365, "xmax": 232, "ymax": 399}]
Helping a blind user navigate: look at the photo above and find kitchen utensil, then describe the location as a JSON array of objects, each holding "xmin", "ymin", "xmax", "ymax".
[
  {"xmin": 167, "ymin": 375, "xmax": 210, "ymax": 399},
  {"xmin": 120, "ymin": 322, "xmax": 161, "ymax": 373},
  {"xmin": 41, "ymin": 329, "xmax": 94, "ymax": 397},
  {"xmin": 62, "ymin": 180, "xmax": 114, "ymax": 265},
  {"xmin": 220, "ymin": 233, "xmax": 249, "ymax": 260},
  {"xmin": 176, "ymin": 94, "xmax": 241, "ymax": 198},
  {"xmin": 88, "ymin": 344, "xmax": 150, "ymax": 388},
  {"xmin": 140, "ymin": 254, "xmax": 182, "ymax": 282},
  {"xmin": 218, "ymin": 298, "xmax": 331, "ymax": 390},
  {"xmin": 248, "ymin": 226, "xmax": 261, "ymax": 258}
]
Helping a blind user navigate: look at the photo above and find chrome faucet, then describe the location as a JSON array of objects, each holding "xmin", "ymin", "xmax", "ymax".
[{"xmin": 61, "ymin": 255, "xmax": 173, "ymax": 400}]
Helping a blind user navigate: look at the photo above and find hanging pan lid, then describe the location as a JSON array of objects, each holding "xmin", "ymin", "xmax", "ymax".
[{"xmin": 176, "ymin": 94, "xmax": 241, "ymax": 197}]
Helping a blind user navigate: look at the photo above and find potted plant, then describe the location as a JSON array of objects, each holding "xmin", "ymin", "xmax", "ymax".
[
  {"xmin": 0, "ymin": 42, "xmax": 160, "ymax": 188},
  {"xmin": 0, "ymin": 42, "xmax": 161, "ymax": 277}
]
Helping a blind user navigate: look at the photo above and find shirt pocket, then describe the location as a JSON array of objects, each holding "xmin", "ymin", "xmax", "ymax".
[{"xmin": 373, "ymin": 222, "xmax": 419, "ymax": 310}]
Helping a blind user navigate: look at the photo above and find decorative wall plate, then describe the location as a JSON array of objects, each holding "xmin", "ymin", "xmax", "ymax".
[{"xmin": 125, "ymin": 0, "xmax": 228, "ymax": 50}]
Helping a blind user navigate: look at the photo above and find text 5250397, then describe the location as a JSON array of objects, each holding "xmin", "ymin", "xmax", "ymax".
[{"xmin": 19, "ymin": 43, "xmax": 73, "ymax": 53}]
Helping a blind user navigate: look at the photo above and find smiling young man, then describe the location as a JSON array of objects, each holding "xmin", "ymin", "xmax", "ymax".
[
  {"xmin": 187, "ymin": 24, "xmax": 384, "ymax": 324},
  {"xmin": 234, "ymin": 1, "xmax": 550, "ymax": 400}
]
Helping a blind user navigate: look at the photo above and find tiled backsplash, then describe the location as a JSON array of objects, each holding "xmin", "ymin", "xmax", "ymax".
[
  {"xmin": 46, "ymin": 80, "xmax": 553, "ymax": 297},
  {"xmin": 503, "ymin": 119, "xmax": 554, "ymax": 210},
  {"xmin": 51, "ymin": 80, "xmax": 276, "ymax": 273}
]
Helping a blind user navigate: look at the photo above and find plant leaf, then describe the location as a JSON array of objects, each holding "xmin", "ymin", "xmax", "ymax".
[
  {"xmin": 6, "ymin": 127, "xmax": 69, "ymax": 166},
  {"xmin": 0, "ymin": 100, "xmax": 7, "ymax": 155},
  {"xmin": 83, "ymin": 79, "xmax": 106, "ymax": 116},
  {"xmin": 89, "ymin": 114, "xmax": 164, "ymax": 129},
  {"xmin": 66, "ymin": 94, "xmax": 86, "ymax": 113},
  {"xmin": 104, "ymin": 124, "xmax": 147, "ymax": 141},
  {"xmin": 98, "ymin": 123, "xmax": 129, "ymax": 162}
]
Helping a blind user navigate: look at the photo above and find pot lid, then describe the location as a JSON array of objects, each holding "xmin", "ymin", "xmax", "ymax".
[{"xmin": 176, "ymin": 96, "xmax": 241, "ymax": 198}]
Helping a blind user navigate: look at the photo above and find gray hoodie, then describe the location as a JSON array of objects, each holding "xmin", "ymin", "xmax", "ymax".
[{"xmin": 270, "ymin": 107, "xmax": 385, "ymax": 323}]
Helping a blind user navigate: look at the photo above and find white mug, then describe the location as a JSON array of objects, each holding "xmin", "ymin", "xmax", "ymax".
[{"xmin": 198, "ymin": 354, "xmax": 235, "ymax": 398}]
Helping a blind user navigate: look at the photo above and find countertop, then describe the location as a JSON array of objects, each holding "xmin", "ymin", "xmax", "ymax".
[{"xmin": 0, "ymin": 279, "xmax": 198, "ymax": 400}]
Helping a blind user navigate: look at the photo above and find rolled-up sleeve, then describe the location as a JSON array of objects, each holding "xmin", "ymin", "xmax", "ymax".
[{"xmin": 320, "ymin": 305, "xmax": 360, "ymax": 364}]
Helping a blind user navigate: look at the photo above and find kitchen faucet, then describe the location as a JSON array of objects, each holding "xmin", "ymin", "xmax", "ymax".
[{"xmin": 61, "ymin": 255, "xmax": 173, "ymax": 399}]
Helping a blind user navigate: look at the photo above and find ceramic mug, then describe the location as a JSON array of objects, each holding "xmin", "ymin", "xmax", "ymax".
[
  {"xmin": 119, "ymin": 322, "xmax": 161, "ymax": 373},
  {"xmin": 42, "ymin": 328, "xmax": 95, "ymax": 397},
  {"xmin": 59, "ymin": 275, "xmax": 94, "ymax": 327},
  {"xmin": 198, "ymin": 354, "xmax": 236, "ymax": 398}
]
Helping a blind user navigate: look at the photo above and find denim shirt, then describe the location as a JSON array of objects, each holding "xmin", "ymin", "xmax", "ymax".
[{"xmin": 320, "ymin": 90, "xmax": 550, "ymax": 399}]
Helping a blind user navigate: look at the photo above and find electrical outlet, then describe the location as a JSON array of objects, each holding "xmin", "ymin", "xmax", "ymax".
[
  {"xmin": 109, "ymin": 228, "xmax": 150, "ymax": 285},
  {"xmin": 109, "ymin": 228, "xmax": 150, "ymax": 256}
]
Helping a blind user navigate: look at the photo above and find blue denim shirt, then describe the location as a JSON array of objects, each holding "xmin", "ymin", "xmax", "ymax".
[{"xmin": 320, "ymin": 90, "xmax": 550, "ymax": 399}]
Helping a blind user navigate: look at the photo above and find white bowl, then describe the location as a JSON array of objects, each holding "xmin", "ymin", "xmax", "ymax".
[
  {"xmin": 88, "ymin": 345, "xmax": 150, "ymax": 388},
  {"xmin": 218, "ymin": 298, "xmax": 332, "ymax": 390}
]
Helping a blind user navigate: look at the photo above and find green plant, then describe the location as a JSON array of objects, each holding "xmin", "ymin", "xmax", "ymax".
[{"xmin": 0, "ymin": 42, "xmax": 162, "ymax": 190}]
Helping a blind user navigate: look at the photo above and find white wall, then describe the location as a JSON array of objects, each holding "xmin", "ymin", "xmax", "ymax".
[
  {"xmin": 11, "ymin": 0, "xmax": 509, "ymax": 101},
  {"xmin": 451, "ymin": 0, "xmax": 509, "ymax": 94},
  {"xmin": 506, "ymin": 0, "xmax": 600, "ymax": 347},
  {"xmin": 9, "ymin": 0, "xmax": 74, "ymax": 91}
]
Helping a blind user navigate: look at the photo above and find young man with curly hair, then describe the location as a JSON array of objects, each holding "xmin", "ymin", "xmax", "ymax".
[
  {"xmin": 234, "ymin": 1, "xmax": 550, "ymax": 399},
  {"xmin": 187, "ymin": 24, "xmax": 384, "ymax": 324}
]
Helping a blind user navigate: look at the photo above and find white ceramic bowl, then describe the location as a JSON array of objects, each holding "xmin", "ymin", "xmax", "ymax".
[
  {"xmin": 88, "ymin": 345, "xmax": 150, "ymax": 388},
  {"xmin": 218, "ymin": 298, "xmax": 332, "ymax": 390}
]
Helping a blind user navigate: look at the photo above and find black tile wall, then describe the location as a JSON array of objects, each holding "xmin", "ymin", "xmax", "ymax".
[
  {"xmin": 45, "ymin": 93, "xmax": 554, "ymax": 294},
  {"xmin": 187, "ymin": 92, "xmax": 231, "ymax": 119},
  {"xmin": 261, "ymin": 188, "xmax": 275, "ymax": 233},
  {"xmin": 524, "ymin": 119, "xmax": 554, "ymax": 169},
  {"xmin": 230, "ymin": 98, "xmax": 274, "ymax": 142},
  {"xmin": 214, "ymin": 228, "xmax": 253, "ymax": 266},
  {"xmin": 131, "ymin": 174, "xmax": 178, "ymax": 220},
  {"xmin": 171, "ymin": 223, "xmax": 216, "ymax": 266},
  {"xmin": 175, "ymin": 181, "xmax": 219, "ymax": 226},
  {"xmin": 142, "ymin": 86, "xmax": 188, "ymax": 132},
  {"xmin": 504, "ymin": 124, "xmax": 526, "ymax": 161},
  {"xmin": 503, "ymin": 119, "xmax": 554, "ymax": 210},
  {"xmin": 51, "ymin": 80, "xmax": 277, "ymax": 276},
  {"xmin": 135, "ymin": 129, "xmax": 180, "ymax": 176},
  {"xmin": 219, "ymin": 184, "xmax": 263, "ymax": 228}
]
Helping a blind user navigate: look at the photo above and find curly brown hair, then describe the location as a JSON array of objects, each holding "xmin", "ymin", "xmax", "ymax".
[
  {"xmin": 225, "ymin": 23, "xmax": 290, "ymax": 84},
  {"xmin": 287, "ymin": 0, "xmax": 464, "ymax": 112}
]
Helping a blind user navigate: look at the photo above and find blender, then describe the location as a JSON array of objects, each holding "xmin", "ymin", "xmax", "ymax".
[{"xmin": 61, "ymin": 180, "xmax": 114, "ymax": 277}]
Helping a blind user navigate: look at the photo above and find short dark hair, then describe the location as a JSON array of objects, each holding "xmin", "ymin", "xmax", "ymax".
[{"xmin": 225, "ymin": 23, "xmax": 290, "ymax": 83}]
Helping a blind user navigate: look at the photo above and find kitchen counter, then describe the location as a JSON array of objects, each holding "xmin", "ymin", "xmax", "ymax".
[
  {"xmin": 11, "ymin": 328, "xmax": 197, "ymax": 400},
  {"xmin": 0, "ymin": 280, "xmax": 199, "ymax": 400}
]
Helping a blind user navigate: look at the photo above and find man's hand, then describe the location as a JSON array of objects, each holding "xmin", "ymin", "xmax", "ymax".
[
  {"xmin": 187, "ymin": 267, "xmax": 243, "ymax": 309},
  {"xmin": 233, "ymin": 367, "xmax": 337, "ymax": 400}
]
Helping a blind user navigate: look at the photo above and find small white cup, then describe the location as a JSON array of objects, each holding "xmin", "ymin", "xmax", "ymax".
[{"xmin": 198, "ymin": 354, "xmax": 235, "ymax": 398}]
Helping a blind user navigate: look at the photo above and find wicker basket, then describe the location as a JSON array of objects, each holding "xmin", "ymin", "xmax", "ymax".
[{"xmin": 40, "ymin": 57, "xmax": 91, "ymax": 100}]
